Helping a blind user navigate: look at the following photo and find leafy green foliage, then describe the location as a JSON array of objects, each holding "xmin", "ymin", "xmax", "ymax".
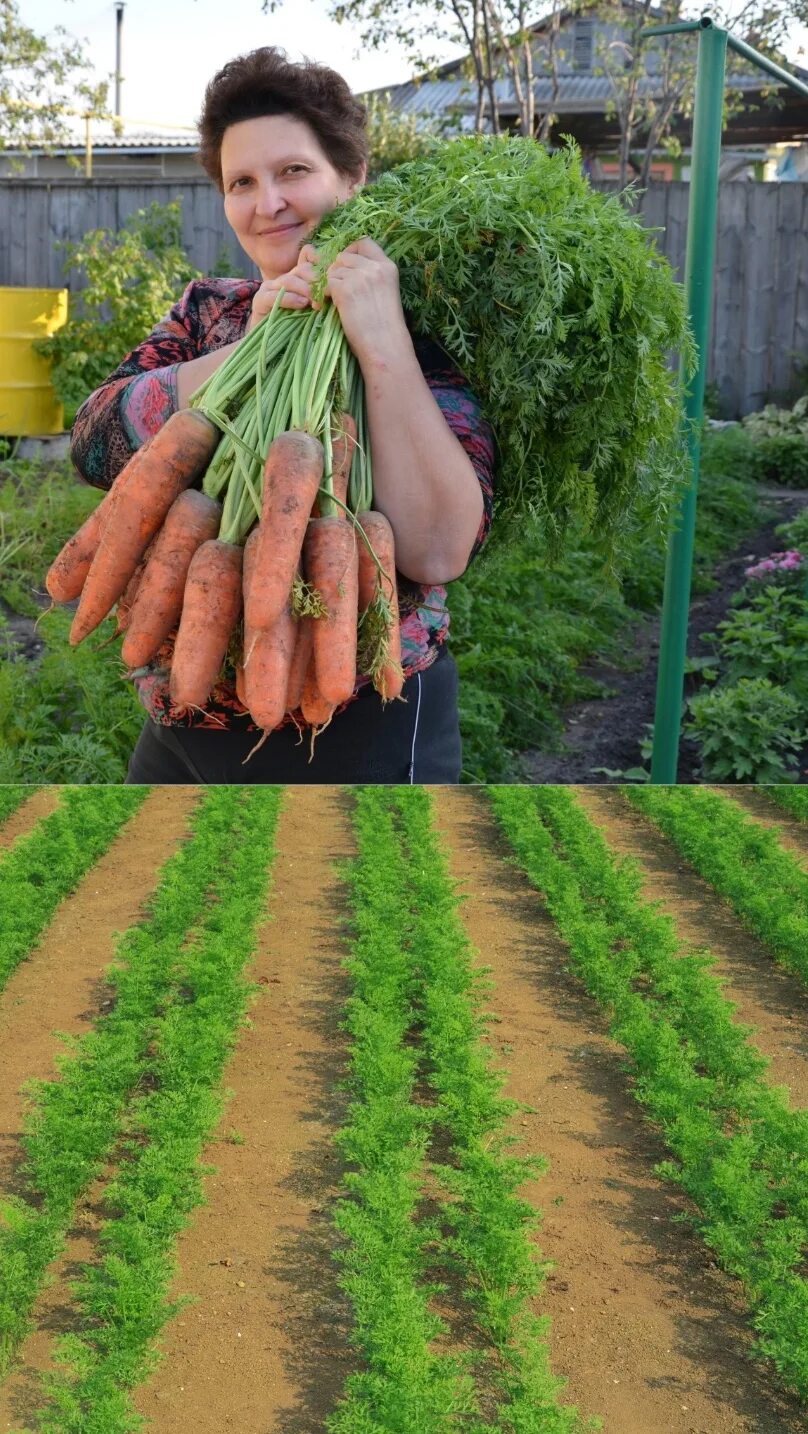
[
  {"xmin": 450, "ymin": 433, "xmax": 766, "ymax": 782},
  {"xmin": 703, "ymin": 587, "xmax": 808, "ymax": 692},
  {"xmin": 686, "ymin": 677, "xmax": 805, "ymax": 784},
  {"xmin": 490, "ymin": 785, "xmax": 808, "ymax": 1400},
  {"xmin": 0, "ymin": 458, "xmax": 99, "ymax": 617},
  {"xmin": 0, "ymin": 607, "xmax": 144, "ymax": 783},
  {"xmin": 335, "ymin": 787, "xmax": 594, "ymax": 1431},
  {"xmin": 34, "ymin": 202, "xmax": 200, "ymax": 427},
  {"xmin": 625, "ymin": 785, "xmax": 808, "ymax": 990},
  {"xmin": 389, "ymin": 788, "xmax": 598, "ymax": 1430},
  {"xmin": 365, "ymin": 90, "xmax": 444, "ymax": 177},
  {"xmin": 766, "ymin": 788, "xmax": 808, "ymax": 822},
  {"xmin": 0, "ymin": 788, "xmax": 280, "ymax": 1410},
  {"xmin": 311, "ymin": 134, "xmax": 697, "ymax": 553},
  {"xmin": 0, "ymin": 787, "xmax": 146, "ymax": 995},
  {"xmin": 0, "ymin": 788, "xmax": 28, "ymax": 825},
  {"xmin": 32, "ymin": 788, "xmax": 282, "ymax": 1431},
  {"xmin": 740, "ymin": 397, "xmax": 808, "ymax": 487}
]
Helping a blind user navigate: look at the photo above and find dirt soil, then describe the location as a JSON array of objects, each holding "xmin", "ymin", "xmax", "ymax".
[
  {"xmin": 1, "ymin": 786, "xmax": 806, "ymax": 1434},
  {"xmin": 431, "ymin": 789, "xmax": 805, "ymax": 1434},
  {"xmin": 0, "ymin": 788, "xmax": 201, "ymax": 1434},
  {"xmin": 522, "ymin": 485, "xmax": 808, "ymax": 784}
]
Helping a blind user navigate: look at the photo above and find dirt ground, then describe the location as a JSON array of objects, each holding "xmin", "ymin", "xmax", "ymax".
[
  {"xmin": 0, "ymin": 786, "xmax": 806, "ymax": 1433},
  {"xmin": 522, "ymin": 485, "xmax": 808, "ymax": 784}
]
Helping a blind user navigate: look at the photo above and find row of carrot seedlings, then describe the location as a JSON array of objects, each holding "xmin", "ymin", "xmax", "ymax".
[
  {"xmin": 488, "ymin": 785, "xmax": 808, "ymax": 1404},
  {"xmin": 0, "ymin": 788, "xmax": 148, "ymax": 992},
  {"xmin": 624, "ymin": 785, "xmax": 808, "ymax": 990},
  {"xmin": 0, "ymin": 786, "xmax": 283, "ymax": 1433},
  {"xmin": 332, "ymin": 786, "xmax": 598, "ymax": 1433}
]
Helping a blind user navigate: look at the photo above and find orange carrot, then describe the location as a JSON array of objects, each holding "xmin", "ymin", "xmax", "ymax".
[
  {"xmin": 356, "ymin": 509, "xmax": 404, "ymax": 702},
  {"xmin": 304, "ymin": 515, "xmax": 359, "ymax": 706},
  {"xmin": 235, "ymin": 660, "xmax": 247, "ymax": 709},
  {"xmin": 169, "ymin": 538, "xmax": 243, "ymax": 711},
  {"xmin": 311, "ymin": 413, "xmax": 357, "ymax": 519},
  {"xmin": 241, "ymin": 527, "xmax": 297, "ymax": 732},
  {"xmin": 244, "ymin": 430, "xmax": 324, "ymax": 633},
  {"xmin": 285, "ymin": 613, "xmax": 313, "ymax": 713},
  {"xmin": 45, "ymin": 499, "xmax": 108, "ymax": 603},
  {"xmin": 299, "ymin": 652, "xmax": 336, "ymax": 729},
  {"xmin": 70, "ymin": 409, "xmax": 219, "ymax": 646},
  {"xmin": 120, "ymin": 489, "xmax": 222, "ymax": 669},
  {"xmin": 115, "ymin": 546, "xmax": 152, "ymax": 637}
]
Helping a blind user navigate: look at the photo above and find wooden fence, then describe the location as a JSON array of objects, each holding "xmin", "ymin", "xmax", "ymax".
[{"xmin": 1, "ymin": 177, "xmax": 806, "ymax": 417}]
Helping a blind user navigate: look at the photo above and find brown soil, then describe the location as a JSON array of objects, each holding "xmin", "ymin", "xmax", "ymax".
[
  {"xmin": 571, "ymin": 788, "xmax": 808, "ymax": 1103},
  {"xmin": 521, "ymin": 486, "xmax": 808, "ymax": 784},
  {"xmin": 430, "ymin": 788, "xmax": 805, "ymax": 1434},
  {"xmin": 715, "ymin": 788, "xmax": 808, "ymax": 870},
  {"xmin": 132, "ymin": 786, "xmax": 357, "ymax": 1434},
  {"xmin": 2, "ymin": 786, "xmax": 806, "ymax": 1434},
  {"xmin": 0, "ymin": 787, "xmax": 201, "ymax": 1433},
  {"xmin": 0, "ymin": 789, "xmax": 62, "ymax": 852}
]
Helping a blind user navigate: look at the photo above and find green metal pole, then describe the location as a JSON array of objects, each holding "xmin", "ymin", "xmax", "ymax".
[{"xmin": 650, "ymin": 16, "xmax": 728, "ymax": 783}]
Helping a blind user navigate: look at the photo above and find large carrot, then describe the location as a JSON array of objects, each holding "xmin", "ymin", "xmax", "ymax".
[
  {"xmin": 310, "ymin": 413, "xmax": 357, "ymax": 519},
  {"xmin": 169, "ymin": 539, "xmax": 243, "ymax": 712},
  {"xmin": 121, "ymin": 489, "xmax": 222, "ymax": 669},
  {"xmin": 304, "ymin": 516, "xmax": 358, "ymax": 706},
  {"xmin": 244, "ymin": 430, "xmax": 324, "ymax": 634},
  {"xmin": 299, "ymin": 653, "xmax": 336, "ymax": 730},
  {"xmin": 356, "ymin": 510, "xmax": 404, "ymax": 702},
  {"xmin": 241, "ymin": 528, "xmax": 296, "ymax": 732},
  {"xmin": 45, "ymin": 499, "xmax": 108, "ymax": 603},
  {"xmin": 70, "ymin": 409, "xmax": 219, "ymax": 646},
  {"xmin": 285, "ymin": 613, "xmax": 313, "ymax": 713}
]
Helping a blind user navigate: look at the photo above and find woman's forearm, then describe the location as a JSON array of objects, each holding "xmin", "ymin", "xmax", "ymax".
[
  {"xmin": 358, "ymin": 336, "xmax": 484, "ymax": 585},
  {"xmin": 175, "ymin": 340, "xmax": 242, "ymax": 409}
]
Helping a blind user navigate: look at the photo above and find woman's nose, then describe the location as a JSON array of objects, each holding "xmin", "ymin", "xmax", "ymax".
[{"xmin": 254, "ymin": 181, "xmax": 290, "ymax": 217}]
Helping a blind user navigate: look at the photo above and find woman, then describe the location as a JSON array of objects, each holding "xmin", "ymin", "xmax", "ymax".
[{"xmin": 71, "ymin": 46, "xmax": 496, "ymax": 784}]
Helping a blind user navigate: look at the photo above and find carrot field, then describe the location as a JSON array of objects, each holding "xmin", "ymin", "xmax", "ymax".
[{"xmin": 1, "ymin": 783, "xmax": 807, "ymax": 1434}]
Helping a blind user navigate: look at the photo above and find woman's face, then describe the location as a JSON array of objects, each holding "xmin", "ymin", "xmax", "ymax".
[{"xmin": 221, "ymin": 113, "xmax": 365, "ymax": 279}]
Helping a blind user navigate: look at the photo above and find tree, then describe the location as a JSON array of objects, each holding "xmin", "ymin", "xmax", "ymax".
[
  {"xmin": 588, "ymin": 0, "xmax": 801, "ymax": 192},
  {"xmin": 0, "ymin": 0, "xmax": 109, "ymax": 167},
  {"xmin": 261, "ymin": 0, "xmax": 560, "ymax": 137}
]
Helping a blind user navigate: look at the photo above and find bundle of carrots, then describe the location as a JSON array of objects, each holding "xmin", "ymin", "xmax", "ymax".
[{"xmin": 45, "ymin": 396, "xmax": 403, "ymax": 746}]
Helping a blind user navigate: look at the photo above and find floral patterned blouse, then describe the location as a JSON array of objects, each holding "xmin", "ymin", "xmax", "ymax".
[{"xmin": 70, "ymin": 277, "xmax": 496, "ymax": 731}]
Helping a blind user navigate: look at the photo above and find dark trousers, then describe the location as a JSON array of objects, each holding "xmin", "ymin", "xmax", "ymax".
[{"xmin": 125, "ymin": 646, "xmax": 462, "ymax": 785}]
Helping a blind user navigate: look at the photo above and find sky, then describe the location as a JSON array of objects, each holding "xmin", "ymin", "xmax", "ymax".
[{"xmin": 21, "ymin": 0, "xmax": 808, "ymax": 132}]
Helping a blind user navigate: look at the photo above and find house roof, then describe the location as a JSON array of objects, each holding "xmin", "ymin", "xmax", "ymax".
[{"xmin": 371, "ymin": 68, "xmax": 805, "ymax": 122}]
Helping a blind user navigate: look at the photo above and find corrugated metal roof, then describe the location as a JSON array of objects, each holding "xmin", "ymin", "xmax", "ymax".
[
  {"xmin": 12, "ymin": 127, "xmax": 200, "ymax": 155},
  {"xmin": 382, "ymin": 68, "xmax": 802, "ymax": 118}
]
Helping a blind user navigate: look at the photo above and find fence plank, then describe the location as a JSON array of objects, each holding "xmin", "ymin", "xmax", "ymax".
[{"xmin": 1, "ymin": 177, "xmax": 805, "ymax": 416}]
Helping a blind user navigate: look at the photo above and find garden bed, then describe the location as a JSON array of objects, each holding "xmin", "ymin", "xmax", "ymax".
[
  {"xmin": 522, "ymin": 483, "xmax": 808, "ymax": 784},
  {"xmin": 1, "ymin": 785, "xmax": 807, "ymax": 1432}
]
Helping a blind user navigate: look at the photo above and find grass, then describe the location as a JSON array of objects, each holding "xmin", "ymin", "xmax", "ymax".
[
  {"xmin": 488, "ymin": 785, "xmax": 808, "ymax": 1401},
  {"xmin": 766, "ymin": 788, "xmax": 808, "ymax": 822}
]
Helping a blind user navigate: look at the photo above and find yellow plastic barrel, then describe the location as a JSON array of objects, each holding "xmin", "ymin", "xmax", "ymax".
[{"xmin": 0, "ymin": 287, "xmax": 68, "ymax": 435}]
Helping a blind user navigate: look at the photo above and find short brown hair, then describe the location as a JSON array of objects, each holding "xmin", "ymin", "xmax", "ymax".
[{"xmin": 197, "ymin": 46, "xmax": 368, "ymax": 192}]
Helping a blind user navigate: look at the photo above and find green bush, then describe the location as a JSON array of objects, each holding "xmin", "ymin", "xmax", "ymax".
[
  {"xmin": 749, "ymin": 433, "xmax": 808, "ymax": 487},
  {"xmin": 34, "ymin": 200, "xmax": 201, "ymax": 428},
  {"xmin": 740, "ymin": 395, "xmax": 808, "ymax": 488},
  {"xmin": 703, "ymin": 587, "xmax": 808, "ymax": 696},
  {"xmin": 686, "ymin": 676, "xmax": 805, "ymax": 783}
]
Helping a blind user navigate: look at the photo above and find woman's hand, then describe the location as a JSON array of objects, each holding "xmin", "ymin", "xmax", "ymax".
[
  {"xmin": 321, "ymin": 237, "xmax": 409, "ymax": 365},
  {"xmin": 247, "ymin": 244, "xmax": 321, "ymax": 331}
]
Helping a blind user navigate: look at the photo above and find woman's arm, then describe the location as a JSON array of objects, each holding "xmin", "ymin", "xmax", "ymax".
[
  {"xmin": 359, "ymin": 331, "xmax": 488, "ymax": 584},
  {"xmin": 70, "ymin": 280, "xmax": 254, "ymax": 490}
]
